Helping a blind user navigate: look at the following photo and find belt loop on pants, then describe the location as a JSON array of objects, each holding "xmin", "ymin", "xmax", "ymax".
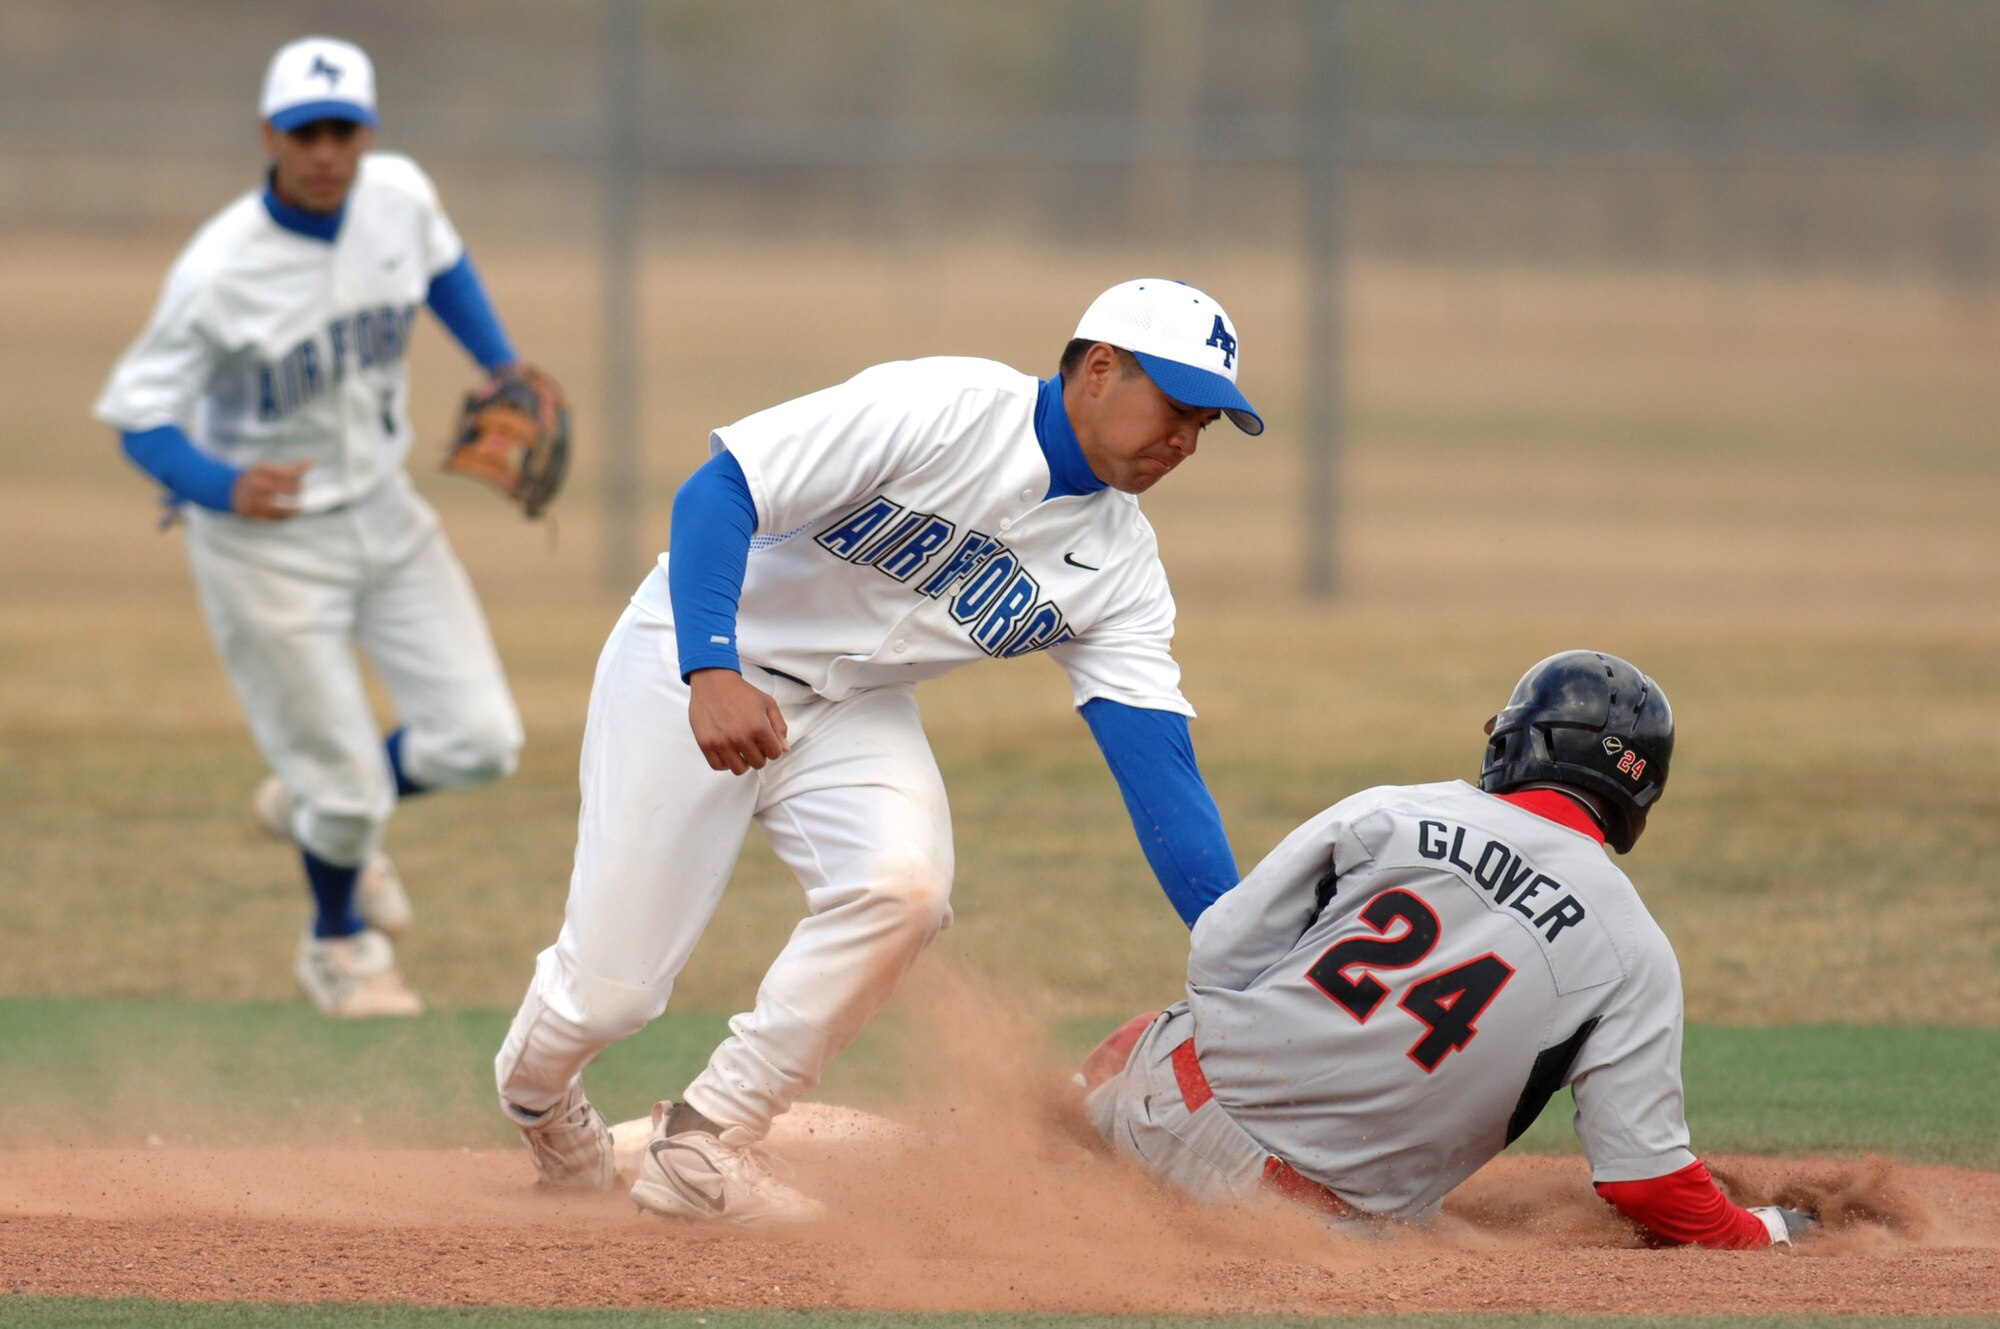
[{"xmin": 1168, "ymin": 1037, "xmax": 1356, "ymax": 1221}]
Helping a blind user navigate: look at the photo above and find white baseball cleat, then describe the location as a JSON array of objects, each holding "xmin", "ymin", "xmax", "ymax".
[
  {"xmin": 629, "ymin": 1102, "xmax": 826, "ymax": 1227},
  {"xmin": 253, "ymin": 776, "xmax": 413, "ymax": 937},
  {"xmin": 511, "ymin": 1080, "xmax": 615, "ymax": 1191},
  {"xmin": 354, "ymin": 854, "xmax": 413, "ymax": 938},
  {"xmin": 294, "ymin": 926, "xmax": 424, "ymax": 1018}
]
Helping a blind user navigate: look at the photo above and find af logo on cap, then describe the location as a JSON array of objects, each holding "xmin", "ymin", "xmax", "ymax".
[{"xmin": 261, "ymin": 36, "xmax": 380, "ymax": 132}]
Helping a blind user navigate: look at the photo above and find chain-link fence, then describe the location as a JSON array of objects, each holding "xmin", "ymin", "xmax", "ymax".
[
  {"xmin": 9, "ymin": 0, "xmax": 1996, "ymax": 589},
  {"xmin": 7, "ymin": 0, "xmax": 1998, "ymax": 277}
]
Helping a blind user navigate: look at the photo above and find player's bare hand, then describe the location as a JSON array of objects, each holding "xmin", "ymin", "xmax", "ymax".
[
  {"xmin": 687, "ymin": 668, "xmax": 790, "ymax": 775},
  {"xmin": 233, "ymin": 459, "xmax": 312, "ymax": 521}
]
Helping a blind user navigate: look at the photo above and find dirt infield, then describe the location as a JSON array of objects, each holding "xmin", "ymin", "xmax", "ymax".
[{"xmin": 3, "ymin": 1123, "xmax": 1994, "ymax": 1316}]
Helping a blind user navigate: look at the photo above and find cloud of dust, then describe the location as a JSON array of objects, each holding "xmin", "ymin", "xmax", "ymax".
[
  {"xmin": 777, "ymin": 960, "xmax": 1387, "ymax": 1311},
  {"xmin": 1710, "ymin": 1155, "xmax": 1933, "ymax": 1251}
]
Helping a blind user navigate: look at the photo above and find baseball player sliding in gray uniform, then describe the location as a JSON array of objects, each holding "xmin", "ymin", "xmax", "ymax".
[
  {"xmin": 93, "ymin": 37, "xmax": 529, "ymax": 1017},
  {"xmin": 1080, "ymin": 651, "xmax": 1820, "ymax": 1250},
  {"xmin": 497, "ymin": 279, "xmax": 1257, "ymax": 1224}
]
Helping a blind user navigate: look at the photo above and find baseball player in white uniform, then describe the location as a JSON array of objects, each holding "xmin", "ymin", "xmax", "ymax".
[
  {"xmin": 93, "ymin": 37, "xmax": 528, "ymax": 1017},
  {"xmin": 1078, "ymin": 651, "xmax": 1820, "ymax": 1249},
  {"xmin": 496, "ymin": 279, "xmax": 1260, "ymax": 1224}
]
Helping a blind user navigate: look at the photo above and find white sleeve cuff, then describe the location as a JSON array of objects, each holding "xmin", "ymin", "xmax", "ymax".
[{"xmin": 1749, "ymin": 1205, "xmax": 1789, "ymax": 1246}]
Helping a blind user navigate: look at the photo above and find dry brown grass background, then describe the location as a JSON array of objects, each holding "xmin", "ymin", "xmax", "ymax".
[{"xmin": 3, "ymin": 232, "xmax": 1996, "ymax": 1024}]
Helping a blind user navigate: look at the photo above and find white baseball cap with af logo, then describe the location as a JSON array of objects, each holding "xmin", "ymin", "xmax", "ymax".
[
  {"xmin": 1073, "ymin": 278, "xmax": 1264, "ymax": 435},
  {"xmin": 260, "ymin": 36, "xmax": 379, "ymax": 131}
]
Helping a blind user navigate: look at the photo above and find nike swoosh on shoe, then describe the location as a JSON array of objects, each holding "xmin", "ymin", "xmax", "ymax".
[{"xmin": 651, "ymin": 1139, "xmax": 727, "ymax": 1214}]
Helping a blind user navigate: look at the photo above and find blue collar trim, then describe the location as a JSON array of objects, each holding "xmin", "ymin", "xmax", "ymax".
[
  {"xmin": 1035, "ymin": 375, "xmax": 1105, "ymax": 500},
  {"xmin": 261, "ymin": 171, "xmax": 344, "ymax": 242}
]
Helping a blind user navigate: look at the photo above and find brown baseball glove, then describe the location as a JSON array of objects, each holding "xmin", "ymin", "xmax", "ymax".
[{"xmin": 443, "ymin": 364, "xmax": 571, "ymax": 518}]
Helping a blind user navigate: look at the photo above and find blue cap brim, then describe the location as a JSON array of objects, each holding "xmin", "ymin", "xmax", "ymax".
[
  {"xmin": 269, "ymin": 101, "xmax": 379, "ymax": 132},
  {"xmin": 1130, "ymin": 351, "xmax": 1264, "ymax": 436}
]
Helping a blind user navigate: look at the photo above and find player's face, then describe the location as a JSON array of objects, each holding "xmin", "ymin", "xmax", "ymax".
[
  {"xmin": 260, "ymin": 118, "xmax": 374, "ymax": 214},
  {"xmin": 1072, "ymin": 346, "xmax": 1221, "ymax": 495}
]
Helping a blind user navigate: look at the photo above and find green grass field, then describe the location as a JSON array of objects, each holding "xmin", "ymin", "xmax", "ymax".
[{"xmin": 3, "ymin": 999, "xmax": 1995, "ymax": 1168}]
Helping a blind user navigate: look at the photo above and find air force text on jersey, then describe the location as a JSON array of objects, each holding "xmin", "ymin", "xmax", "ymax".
[
  {"xmin": 1416, "ymin": 818, "xmax": 1589, "ymax": 943},
  {"xmin": 257, "ymin": 304, "xmax": 420, "ymax": 421},
  {"xmin": 815, "ymin": 492, "xmax": 1074, "ymax": 660}
]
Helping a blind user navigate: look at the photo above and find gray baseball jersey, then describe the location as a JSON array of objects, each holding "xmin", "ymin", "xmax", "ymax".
[{"xmin": 1188, "ymin": 780, "xmax": 1696, "ymax": 1221}]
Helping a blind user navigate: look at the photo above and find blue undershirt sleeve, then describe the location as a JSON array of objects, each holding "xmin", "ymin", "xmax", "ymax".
[
  {"xmin": 120, "ymin": 424, "xmax": 239, "ymax": 513},
  {"xmin": 1080, "ymin": 697, "xmax": 1240, "ymax": 927},
  {"xmin": 668, "ymin": 450, "xmax": 759, "ymax": 679},
  {"xmin": 425, "ymin": 254, "xmax": 518, "ymax": 371}
]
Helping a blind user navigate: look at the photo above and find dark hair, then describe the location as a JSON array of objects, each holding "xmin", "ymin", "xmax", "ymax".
[{"xmin": 1059, "ymin": 338, "xmax": 1143, "ymax": 378}]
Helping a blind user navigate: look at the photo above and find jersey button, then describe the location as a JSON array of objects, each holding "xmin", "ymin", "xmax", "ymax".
[
  {"xmin": 1019, "ymin": 487, "xmax": 1034, "ymax": 501},
  {"xmin": 999, "ymin": 518, "xmax": 1014, "ymax": 531},
  {"xmin": 893, "ymin": 640, "xmax": 908, "ymax": 653}
]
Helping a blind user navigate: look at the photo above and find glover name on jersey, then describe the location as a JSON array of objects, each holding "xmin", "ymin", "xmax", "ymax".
[{"xmin": 1415, "ymin": 818, "xmax": 1590, "ymax": 943}]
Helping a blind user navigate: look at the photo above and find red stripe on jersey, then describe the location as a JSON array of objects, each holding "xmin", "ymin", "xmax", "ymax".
[
  {"xmin": 1495, "ymin": 788, "xmax": 1608, "ymax": 844},
  {"xmin": 1170, "ymin": 1038, "xmax": 1213, "ymax": 1111},
  {"xmin": 1594, "ymin": 1159, "xmax": 1773, "ymax": 1248}
]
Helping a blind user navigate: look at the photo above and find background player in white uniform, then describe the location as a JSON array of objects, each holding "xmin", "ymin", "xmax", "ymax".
[
  {"xmin": 496, "ymin": 279, "xmax": 1259, "ymax": 1224},
  {"xmin": 1079, "ymin": 651, "xmax": 1820, "ymax": 1249},
  {"xmin": 94, "ymin": 37, "xmax": 530, "ymax": 1017}
]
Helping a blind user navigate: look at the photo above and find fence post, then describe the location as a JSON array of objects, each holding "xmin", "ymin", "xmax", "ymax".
[
  {"xmin": 1302, "ymin": 0, "xmax": 1347, "ymax": 600},
  {"xmin": 600, "ymin": 0, "xmax": 645, "ymax": 595}
]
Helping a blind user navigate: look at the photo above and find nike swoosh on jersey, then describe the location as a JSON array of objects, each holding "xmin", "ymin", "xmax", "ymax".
[
  {"xmin": 1063, "ymin": 552, "xmax": 1100, "ymax": 571},
  {"xmin": 650, "ymin": 1139, "xmax": 727, "ymax": 1213}
]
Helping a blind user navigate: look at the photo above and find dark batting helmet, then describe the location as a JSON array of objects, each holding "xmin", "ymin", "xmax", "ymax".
[{"xmin": 1479, "ymin": 650, "xmax": 1674, "ymax": 853}]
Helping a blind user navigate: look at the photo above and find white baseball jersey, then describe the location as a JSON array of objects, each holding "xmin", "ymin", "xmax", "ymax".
[
  {"xmin": 633, "ymin": 356, "xmax": 1192, "ymax": 714},
  {"xmin": 93, "ymin": 153, "xmax": 465, "ymax": 514},
  {"xmin": 1188, "ymin": 780, "xmax": 1696, "ymax": 1221}
]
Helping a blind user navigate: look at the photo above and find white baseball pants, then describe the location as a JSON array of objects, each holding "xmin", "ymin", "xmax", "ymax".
[
  {"xmin": 183, "ymin": 475, "xmax": 522, "ymax": 867},
  {"xmin": 494, "ymin": 596, "xmax": 954, "ymax": 1143}
]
